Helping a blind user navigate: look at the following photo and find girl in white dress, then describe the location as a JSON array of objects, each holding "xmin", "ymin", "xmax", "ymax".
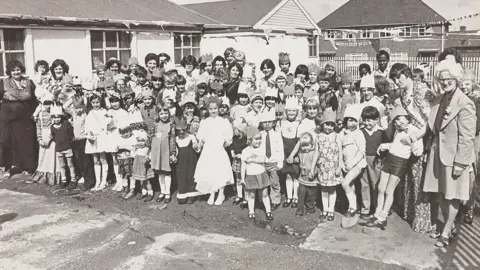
[
  {"xmin": 85, "ymin": 94, "xmax": 109, "ymax": 191},
  {"xmin": 194, "ymin": 96, "xmax": 234, "ymax": 205}
]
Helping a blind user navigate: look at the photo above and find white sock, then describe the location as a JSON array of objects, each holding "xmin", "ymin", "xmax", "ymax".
[
  {"xmin": 321, "ymin": 191, "xmax": 329, "ymax": 212},
  {"xmin": 328, "ymin": 191, "xmax": 337, "ymax": 212},
  {"xmin": 263, "ymin": 195, "xmax": 272, "ymax": 213},
  {"xmin": 246, "ymin": 192, "xmax": 255, "ymax": 214},
  {"xmin": 164, "ymin": 175, "xmax": 171, "ymax": 196},
  {"xmin": 286, "ymin": 176, "xmax": 293, "ymax": 200},
  {"xmin": 142, "ymin": 188, "xmax": 147, "ymax": 195},
  {"xmin": 236, "ymin": 183, "xmax": 243, "ymax": 198},
  {"xmin": 147, "ymin": 189, "xmax": 153, "ymax": 196},
  {"xmin": 293, "ymin": 179, "xmax": 299, "ymax": 200},
  {"xmin": 346, "ymin": 192, "xmax": 357, "ymax": 210},
  {"xmin": 158, "ymin": 174, "xmax": 166, "ymax": 193}
]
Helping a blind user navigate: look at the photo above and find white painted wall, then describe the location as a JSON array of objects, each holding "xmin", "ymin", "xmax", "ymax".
[
  {"xmin": 135, "ymin": 33, "xmax": 174, "ymax": 66},
  {"xmin": 201, "ymin": 34, "xmax": 317, "ymax": 74},
  {"xmin": 31, "ymin": 29, "xmax": 92, "ymax": 79}
]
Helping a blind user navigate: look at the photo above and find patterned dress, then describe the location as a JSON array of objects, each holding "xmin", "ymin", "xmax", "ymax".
[{"xmin": 316, "ymin": 132, "xmax": 342, "ymax": 187}]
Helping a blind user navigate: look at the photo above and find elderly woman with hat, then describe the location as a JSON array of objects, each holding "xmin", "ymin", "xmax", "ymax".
[{"xmin": 407, "ymin": 59, "xmax": 476, "ymax": 247}]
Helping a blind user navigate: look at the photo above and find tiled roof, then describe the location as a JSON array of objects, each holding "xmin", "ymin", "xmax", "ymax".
[
  {"xmin": 317, "ymin": 0, "xmax": 447, "ymax": 29},
  {"xmin": 184, "ymin": 0, "xmax": 283, "ymax": 26},
  {"xmin": 0, "ymin": 0, "xmax": 221, "ymax": 25}
]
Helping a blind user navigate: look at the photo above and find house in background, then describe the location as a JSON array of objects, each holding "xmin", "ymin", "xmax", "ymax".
[
  {"xmin": 446, "ymin": 27, "xmax": 480, "ymax": 57},
  {"xmin": 0, "ymin": 0, "xmax": 229, "ymax": 79},
  {"xmin": 184, "ymin": 0, "xmax": 321, "ymax": 72},
  {"xmin": 316, "ymin": 0, "xmax": 448, "ymax": 62}
]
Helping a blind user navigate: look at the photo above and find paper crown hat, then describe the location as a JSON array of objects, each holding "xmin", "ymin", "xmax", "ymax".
[
  {"xmin": 283, "ymin": 84, "xmax": 295, "ymax": 96},
  {"xmin": 196, "ymin": 74, "xmax": 208, "ymax": 86},
  {"xmin": 200, "ymin": 53, "xmax": 214, "ymax": 63},
  {"xmin": 233, "ymin": 51, "xmax": 246, "ymax": 61},
  {"xmin": 114, "ymin": 73, "xmax": 126, "ymax": 82},
  {"xmin": 104, "ymin": 70, "xmax": 114, "ymax": 79},
  {"xmin": 237, "ymin": 81, "xmax": 250, "ymax": 95},
  {"xmin": 276, "ymin": 73, "xmax": 286, "ymax": 81},
  {"xmin": 307, "ymin": 63, "xmax": 321, "ymax": 74},
  {"xmin": 72, "ymin": 76, "xmax": 82, "ymax": 86},
  {"xmin": 250, "ymin": 93, "xmax": 264, "ymax": 104},
  {"xmin": 121, "ymin": 85, "xmax": 134, "ymax": 97},
  {"xmin": 275, "ymin": 102, "xmax": 285, "ymax": 114},
  {"xmin": 152, "ymin": 68, "xmax": 165, "ymax": 78},
  {"xmin": 174, "ymin": 116, "xmax": 188, "ymax": 130},
  {"xmin": 343, "ymin": 104, "xmax": 362, "ymax": 121},
  {"xmin": 50, "ymin": 104, "xmax": 63, "ymax": 116},
  {"xmin": 260, "ymin": 108, "xmax": 276, "ymax": 122},
  {"xmin": 389, "ymin": 105, "xmax": 409, "ymax": 120},
  {"xmin": 128, "ymin": 57, "xmax": 139, "ymax": 65},
  {"xmin": 39, "ymin": 90, "xmax": 54, "ymax": 103},
  {"xmin": 321, "ymin": 108, "xmax": 337, "ymax": 124},
  {"xmin": 324, "ymin": 60, "xmax": 336, "ymax": 70},
  {"xmin": 340, "ymin": 72, "xmax": 353, "ymax": 83},
  {"xmin": 285, "ymin": 96, "xmax": 300, "ymax": 111},
  {"xmin": 246, "ymin": 125, "xmax": 260, "ymax": 140},
  {"xmin": 141, "ymin": 89, "xmax": 154, "ymax": 99},
  {"xmin": 104, "ymin": 78, "xmax": 115, "ymax": 87},
  {"xmin": 360, "ymin": 74, "xmax": 375, "ymax": 89},
  {"xmin": 233, "ymin": 118, "xmax": 248, "ymax": 133},
  {"xmin": 205, "ymin": 95, "xmax": 222, "ymax": 107},
  {"xmin": 379, "ymin": 47, "xmax": 392, "ymax": 56},
  {"xmin": 72, "ymin": 95, "xmax": 85, "ymax": 108},
  {"xmin": 210, "ymin": 81, "xmax": 224, "ymax": 91},
  {"xmin": 278, "ymin": 52, "xmax": 290, "ymax": 64},
  {"xmin": 180, "ymin": 92, "xmax": 197, "ymax": 107},
  {"xmin": 96, "ymin": 80, "xmax": 105, "ymax": 89},
  {"xmin": 63, "ymin": 74, "xmax": 73, "ymax": 85},
  {"xmin": 415, "ymin": 62, "xmax": 431, "ymax": 76},
  {"xmin": 265, "ymin": 86, "xmax": 278, "ymax": 98}
]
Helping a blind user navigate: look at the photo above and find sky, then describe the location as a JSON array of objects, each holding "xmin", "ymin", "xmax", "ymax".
[{"xmin": 172, "ymin": 0, "xmax": 480, "ymax": 31}]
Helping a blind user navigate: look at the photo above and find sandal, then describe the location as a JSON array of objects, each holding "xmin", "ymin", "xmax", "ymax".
[
  {"xmin": 435, "ymin": 236, "xmax": 451, "ymax": 247},
  {"xmin": 266, "ymin": 212, "xmax": 274, "ymax": 221},
  {"xmin": 248, "ymin": 213, "xmax": 256, "ymax": 220}
]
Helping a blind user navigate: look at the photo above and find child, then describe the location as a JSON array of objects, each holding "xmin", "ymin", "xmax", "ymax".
[
  {"xmin": 194, "ymin": 97, "xmax": 234, "ymax": 205},
  {"xmin": 361, "ymin": 74, "xmax": 387, "ymax": 129},
  {"xmin": 31, "ymin": 96, "xmax": 62, "ymax": 186},
  {"xmin": 305, "ymin": 63, "xmax": 320, "ymax": 99},
  {"xmin": 366, "ymin": 106, "xmax": 422, "ymax": 229},
  {"xmin": 175, "ymin": 117, "xmax": 200, "ymax": 204},
  {"xmin": 295, "ymin": 132, "xmax": 319, "ymax": 217},
  {"xmin": 157, "ymin": 72, "xmax": 179, "ymax": 105},
  {"xmin": 230, "ymin": 82, "xmax": 252, "ymax": 122},
  {"xmin": 118, "ymin": 127, "xmax": 137, "ymax": 200},
  {"xmin": 198, "ymin": 107, "xmax": 209, "ymax": 121},
  {"xmin": 278, "ymin": 53, "xmax": 293, "ymax": 82},
  {"xmin": 180, "ymin": 93, "xmax": 198, "ymax": 126},
  {"xmin": 150, "ymin": 107, "xmax": 176, "ymax": 203},
  {"xmin": 219, "ymin": 103, "xmax": 232, "ymax": 122},
  {"xmin": 196, "ymin": 76, "xmax": 209, "ymax": 108},
  {"xmin": 360, "ymin": 106, "xmax": 387, "ymax": 219},
  {"xmin": 337, "ymin": 73, "xmax": 357, "ymax": 121},
  {"xmin": 241, "ymin": 125, "xmax": 274, "ymax": 221},
  {"xmin": 262, "ymin": 86, "xmax": 278, "ymax": 113},
  {"xmin": 140, "ymin": 89, "xmax": 159, "ymax": 132},
  {"xmin": 316, "ymin": 110, "xmax": 343, "ymax": 221},
  {"xmin": 245, "ymin": 94, "xmax": 264, "ymax": 129},
  {"xmin": 151, "ymin": 69, "xmax": 164, "ymax": 97},
  {"xmin": 231, "ymin": 118, "xmax": 249, "ymax": 206},
  {"xmin": 85, "ymin": 94, "xmax": 109, "ymax": 191},
  {"xmin": 176, "ymin": 75, "xmax": 188, "ymax": 100},
  {"xmin": 317, "ymin": 71, "xmax": 338, "ymax": 113},
  {"xmin": 132, "ymin": 67, "xmax": 150, "ymax": 97},
  {"xmin": 50, "ymin": 105, "xmax": 76, "ymax": 188},
  {"xmin": 339, "ymin": 104, "xmax": 366, "ymax": 220},
  {"xmin": 279, "ymin": 96, "xmax": 301, "ymax": 208},
  {"xmin": 132, "ymin": 134, "xmax": 155, "ymax": 202},
  {"xmin": 294, "ymin": 83, "xmax": 306, "ymax": 108},
  {"xmin": 260, "ymin": 109, "xmax": 284, "ymax": 210}
]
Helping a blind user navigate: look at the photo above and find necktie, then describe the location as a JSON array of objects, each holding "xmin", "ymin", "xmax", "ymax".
[{"xmin": 266, "ymin": 131, "xmax": 272, "ymax": 158}]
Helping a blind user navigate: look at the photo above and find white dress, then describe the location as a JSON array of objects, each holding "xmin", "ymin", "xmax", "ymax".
[
  {"xmin": 104, "ymin": 108, "xmax": 130, "ymax": 153},
  {"xmin": 194, "ymin": 116, "xmax": 234, "ymax": 193},
  {"xmin": 85, "ymin": 108, "xmax": 109, "ymax": 154}
]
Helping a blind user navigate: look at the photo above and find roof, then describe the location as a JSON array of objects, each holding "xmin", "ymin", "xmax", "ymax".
[
  {"xmin": 317, "ymin": 0, "xmax": 447, "ymax": 29},
  {"xmin": 0, "ymin": 0, "xmax": 221, "ymax": 26},
  {"xmin": 184, "ymin": 0, "xmax": 283, "ymax": 26}
]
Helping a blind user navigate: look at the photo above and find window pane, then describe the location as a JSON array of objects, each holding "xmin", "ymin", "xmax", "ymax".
[
  {"xmin": 183, "ymin": 35, "xmax": 191, "ymax": 47},
  {"xmin": 105, "ymin": 50, "xmax": 118, "ymax": 61},
  {"xmin": 119, "ymin": 50, "xmax": 131, "ymax": 65},
  {"xmin": 174, "ymin": 48, "xmax": 182, "ymax": 64},
  {"xmin": 182, "ymin": 49, "xmax": 192, "ymax": 59},
  {"xmin": 119, "ymin": 32, "xmax": 131, "ymax": 49},
  {"xmin": 192, "ymin": 35, "xmax": 201, "ymax": 47},
  {"xmin": 0, "ymin": 55, "xmax": 4, "ymax": 75},
  {"xmin": 174, "ymin": 35, "xmax": 182, "ymax": 48},
  {"xmin": 92, "ymin": 51, "xmax": 104, "ymax": 69},
  {"xmin": 5, "ymin": 52, "xmax": 25, "ymax": 66},
  {"xmin": 105, "ymin": 31, "xmax": 117, "ymax": 48},
  {"xmin": 192, "ymin": 48, "xmax": 200, "ymax": 59},
  {"xmin": 90, "ymin": 31, "xmax": 103, "ymax": 49},
  {"xmin": 4, "ymin": 29, "xmax": 25, "ymax": 51}
]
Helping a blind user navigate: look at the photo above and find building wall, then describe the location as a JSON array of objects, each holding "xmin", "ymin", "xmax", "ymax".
[
  {"xmin": 31, "ymin": 29, "xmax": 92, "ymax": 79},
  {"xmin": 262, "ymin": 0, "xmax": 315, "ymax": 29},
  {"xmin": 201, "ymin": 34, "xmax": 317, "ymax": 74},
  {"xmin": 135, "ymin": 33, "xmax": 174, "ymax": 67}
]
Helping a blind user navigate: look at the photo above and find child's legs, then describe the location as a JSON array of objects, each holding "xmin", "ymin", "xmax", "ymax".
[
  {"xmin": 267, "ymin": 170, "xmax": 281, "ymax": 204},
  {"xmin": 158, "ymin": 173, "xmax": 166, "ymax": 192},
  {"xmin": 57, "ymin": 153, "xmax": 67, "ymax": 180},
  {"xmin": 146, "ymin": 179, "xmax": 153, "ymax": 195},
  {"xmin": 261, "ymin": 188, "xmax": 271, "ymax": 213},
  {"xmin": 328, "ymin": 187, "xmax": 337, "ymax": 212},
  {"xmin": 360, "ymin": 157, "xmax": 375, "ymax": 213},
  {"xmin": 163, "ymin": 173, "xmax": 171, "ymax": 196},
  {"xmin": 293, "ymin": 178, "xmax": 299, "ymax": 200},
  {"xmin": 376, "ymin": 171, "xmax": 390, "ymax": 214},
  {"xmin": 285, "ymin": 174, "xmax": 294, "ymax": 200},
  {"xmin": 66, "ymin": 157, "xmax": 76, "ymax": 180},
  {"xmin": 246, "ymin": 190, "xmax": 256, "ymax": 214},
  {"xmin": 342, "ymin": 165, "xmax": 363, "ymax": 210},
  {"xmin": 382, "ymin": 174, "xmax": 402, "ymax": 214},
  {"xmin": 321, "ymin": 186, "xmax": 329, "ymax": 212},
  {"xmin": 305, "ymin": 185, "xmax": 317, "ymax": 212},
  {"xmin": 296, "ymin": 183, "xmax": 307, "ymax": 215},
  {"xmin": 235, "ymin": 172, "xmax": 243, "ymax": 198},
  {"xmin": 73, "ymin": 140, "xmax": 85, "ymax": 177}
]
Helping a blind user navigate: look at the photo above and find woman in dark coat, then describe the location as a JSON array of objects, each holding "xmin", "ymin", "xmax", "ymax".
[
  {"xmin": 225, "ymin": 61, "xmax": 243, "ymax": 106},
  {"xmin": 0, "ymin": 60, "xmax": 38, "ymax": 178}
]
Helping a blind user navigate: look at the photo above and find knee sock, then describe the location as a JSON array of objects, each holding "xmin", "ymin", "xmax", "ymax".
[
  {"xmin": 262, "ymin": 194, "xmax": 272, "ymax": 213},
  {"xmin": 158, "ymin": 174, "xmax": 166, "ymax": 193},
  {"xmin": 113, "ymin": 166, "xmax": 120, "ymax": 184},
  {"xmin": 236, "ymin": 183, "xmax": 244, "ymax": 198},
  {"xmin": 346, "ymin": 191, "xmax": 357, "ymax": 210},
  {"xmin": 246, "ymin": 192, "xmax": 255, "ymax": 214},
  {"xmin": 164, "ymin": 175, "xmax": 171, "ymax": 196},
  {"xmin": 328, "ymin": 191, "xmax": 337, "ymax": 213},
  {"xmin": 94, "ymin": 165, "xmax": 102, "ymax": 186},
  {"xmin": 321, "ymin": 190, "xmax": 329, "ymax": 212},
  {"xmin": 286, "ymin": 176, "xmax": 293, "ymax": 200},
  {"xmin": 101, "ymin": 164, "xmax": 108, "ymax": 184},
  {"xmin": 217, "ymin": 187, "xmax": 225, "ymax": 198},
  {"xmin": 129, "ymin": 177, "xmax": 136, "ymax": 190},
  {"xmin": 293, "ymin": 179, "xmax": 299, "ymax": 200},
  {"xmin": 142, "ymin": 188, "xmax": 147, "ymax": 195}
]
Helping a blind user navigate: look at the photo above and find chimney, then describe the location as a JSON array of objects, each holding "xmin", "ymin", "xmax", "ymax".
[{"xmin": 460, "ymin": 26, "xmax": 467, "ymax": 32}]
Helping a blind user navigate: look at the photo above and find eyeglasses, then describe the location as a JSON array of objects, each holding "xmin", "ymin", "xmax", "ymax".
[{"xmin": 438, "ymin": 78, "xmax": 455, "ymax": 83}]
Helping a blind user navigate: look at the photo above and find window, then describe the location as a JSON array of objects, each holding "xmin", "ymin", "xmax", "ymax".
[
  {"xmin": 174, "ymin": 33, "xmax": 201, "ymax": 65},
  {"xmin": 0, "ymin": 29, "xmax": 25, "ymax": 76},
  {"xmin": 390, "ymin": 52, "xmax": 408, "ymax": 63},
  {"xmin": 418, "ymin": 27, "xmax": 432, "ymax": 37},
  {"xmin": 345, "ymin": 53, "xmax": 368, "ymax": 68},
  {"xmin": 342, "ymin": 32, "xmax": 354, "ymax": 39},
  {"xmin": 308, "ymin": 35, "xmax": 318, "ymax": 58},
  {"xmin": 325, "ymin": 30, "xmax": 335, "ymax": 40},
  {"xmin": 361, "ymin": 29, "xmax": 373, "ymax": 39},
  {"xmin": 399, "ymin": 27, "xmax": 412, "ymax": 37},
  {"xmin": 418, "ymin": 52, "xmax": 437, "ymax": 58},
  {"xmin": 90, "ymin": 31, "xmax": 131, "ymax": 68},
  {"xmin": 379, "ymin": 29, "xmax": 392, "ymax": 38}
]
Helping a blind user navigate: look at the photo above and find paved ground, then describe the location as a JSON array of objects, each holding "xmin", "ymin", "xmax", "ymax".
[{"xmin": 0, "ymin": 174, "xmax": 479, "ymax": 270}]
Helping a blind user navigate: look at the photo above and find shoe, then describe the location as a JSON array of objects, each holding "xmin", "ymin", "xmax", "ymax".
[
  {"xmin": 365, "ymin": 218, "xmax": 387, "ymax": 229},
  {"xmin": 207, "ymin": 195, "xmax": 215, "ymax": 205},
  {"xmin": 271, "ymin": 203, "xmax": 280, "ymax": 211},
  {"xmin": 156, "ymin": 194, "xmax": 165, "ymax": 203},
  {"xmin": 327, "ymin": 212, "xmax": 335, "ymax": 221},
  {"xmin": 345, "ymin": 208, "xmax": 358, "ymax": 218},
  {"xmin": 187, "ymin": 197, "xmax": 196, "ymax": 204},
  {"xmin": 61, "ymin": 182, "xmax": 70, "ymax": 189},
  {"xmin": 291, "ymin": 199, "xmax": 298, "ymax": 208},
  {"xmin": 68, "ymin": 181, "xmax": 78, "ymax": 190},
  {"xmin": 266, "ymin": 212, "xmax": 274, "ymax": 221},
  {"xmin": 360, "ymin": 213, "xmax": 371, "ymax": 220},
  {"xmin": 388, "ymin": 209, "xmax": 393, "ymax": 216},
  {"xmin": 123, "ymin": 189, "xmax": 135, "ymax": 200},
  {"xmin": 463, "ymin": 210, "xmax": 474, "ymax": 225},
  {"xmin": 3, "ymin": 172, "xmax": 11, "ymax": 179},
  {"xmin": 318, "ymin": 211, "xmax": 327, "ymax": 222},
  {"xmin": 82, "ymin": 184, "xmax": 94, "ymax": 191},
  {"xmin": 249, "ymin": 213, "xmax": 256, "ymax": 220},
  {"xmin": 178, "ymin": 198, "xmax": 187, "ymax": 204},
  {"xmin": 233, "ymin": 197, "xmax": 243, "ymax": 205},
  {"xmin": 164, "ymin": 195, "xmax": 172, "ymax": 204},
  {"xmin": 112, "ymin": 182, "xmax": 123, "ymax": 192},
  {"xmin": 240, "ymin": 201, "xmax": 248, "ymax": 209},
  {"xmin": 137, "ymin": 194, "xmax": 148, "ymax": 200},
  {"xmin": 283, "ymin": 199, "xmax": 292, "ymax": 208},
  {"xmin": 435, "ymin": 236, "xmax": 451, "ymax": 247},
  {"xmin": 143, "ymin": 195, "xmax": 154, "ymax": 202},
  {"xmin": 214, "ymin": 195, "xmax": 224, "ymax": 206}
]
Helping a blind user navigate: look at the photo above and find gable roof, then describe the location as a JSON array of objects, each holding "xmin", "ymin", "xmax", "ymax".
[
  {"xmin": 317, "ymin": 0, "xmax": 447, "ymax": 29},
  {"xmin": 0, "ymin": 0, "xmax": 221, "ymax": 26},
  {"xmin": 184, "ymin": 0, "xmax": 283, "ymax": 26}
]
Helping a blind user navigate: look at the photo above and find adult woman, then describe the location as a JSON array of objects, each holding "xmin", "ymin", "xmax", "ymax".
[
  {"xmin": 0, "ymin": 60, "xmax": 38, "ymax": 178},
  {"xmin": 47, "ymin": 59, "xmax": 70, "ymax": 102},
  {"xmin": 181, "ymin": 55, "xmax": 199, "ymax": 91},
  {"xmin": 225, "ymin": 62, "xmax": 243, "ymax": 105},
  {"xmin": 212, "ymin": 55, "xmax": 227, "ymax": 74},
  {"xmin": 408, "ymin": 60, "xmax": 475, "ymax": 247},
  {"xmin": 144, "ymin": 53, "xmax": 159, "ymax": 81},
  {"xmin": 223, "ymin": 47, "xmax": 236, "ymax": 65},
  {"xmin": 389, "ymin": 63, "xmax": 436, "ymax": 233},
  {"xmin": 257, "ymin": 59, "xmax": 275, "ymax": 92},
  {"xmin": 106, "ymin": 59, "xmax": 121, "ymax": 76}
]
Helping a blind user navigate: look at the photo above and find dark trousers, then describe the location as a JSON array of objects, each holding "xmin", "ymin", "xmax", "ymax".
[
  {"xmin": 73, "ymin": 139, "xmax": 95, "ymax": 187},
  {"xmin": 296, "ymin": 183, "xmax": 317, "ymax": 215}
]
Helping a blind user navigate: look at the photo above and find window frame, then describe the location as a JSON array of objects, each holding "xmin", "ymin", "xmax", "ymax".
[
  {"xmin": 308, "ymin": 35, "xmax": 318, "ymax": 58},
  {"xmin": 0, "ymin": 29, "xmax": 26, "ymax": 77},
  {"xmin": 173, "ymin": 33, "xmax": 202, "ymax": 65},
  {"xmin": 379, "ymin": 29, "xmax": 392, "ymax": 38},
  {"xmin": 417, "ymin": 27, "xmax": 432, "ymax": 37},
  {"xmin": 398, "ymin": 27, "xmax": 412, "ymax": 37},
  {"xmin": 390, "ymin": 52, "xmax": 409, "ymax": 63},
  {"xmin": 90, "ymin": 30, "xmax": 132, "ymax": 68},
  {"xmin": 345, "ymin": 53, "xmax": 368, "ymax": 68},
  {"xmin": 325, "ymin": 30, "xmax": 335, "ymax": 40},
  {"xmin": 360, "ymin": 29, "xmax": 373, "ymax": 39}
]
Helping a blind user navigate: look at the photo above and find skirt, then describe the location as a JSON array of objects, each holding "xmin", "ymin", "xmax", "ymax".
[
  {"xmin": 85, "ymin": 133, "xmax": 112, "ymax": 154},
  {"xmin": 118, "ymin": 158, "xmax": 134, "ymax": 175},
  {"xmin": 245, "ymin": 172, "xmax": 271, "ymax": 190},
  {"xmin": 232, "ymin": 158, "xmax": 242, "ymax": 174},
  {"xmin": 423, "ymin": 138, "xmax": 471, "ymax": 201},
  {"xmin": 150, "ymin": 136, "xmax": 171, "ymax": 172},
  {"xmin": 282, "ymin": 136, "xmax": 300, "ymax": 178},
  {"xmin": 382, "ymin": 153, "xmax": 409, "ymax": 178},
  {"xmin": 31, "ymin": 142, "xmax": 61, "ymax": 185},
  {"xmin": 131, "ymin": 156, "xmax": 154, "ymax": 181},
  {"xmin": 176, "ymin": 143, "xmax": 199, "ymax": 199}
]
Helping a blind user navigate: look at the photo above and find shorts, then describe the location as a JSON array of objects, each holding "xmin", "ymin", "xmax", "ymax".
[
  {"xmin": 56, "ymin": 149, "xmax": 73, "ymax": 158},
  {"xmin": 381, "ymin": 153, "xmax": 409, "ymax": 178}
]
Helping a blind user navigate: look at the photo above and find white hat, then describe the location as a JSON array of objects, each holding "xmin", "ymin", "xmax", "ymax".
[
  {"xmin": 72, "ymin": 76, "xmax": 82, "ymax": 86},
  {"xmin": 360, "ymin": 74, "xmax": 375, "ymax": 89},
  {"xmin": 50, "ymin": 104, "xmax": 63, "ymax": 116},
  {"xmin": 82, "ymin": 80, "xmax": 94, "ymax": 91},
  {"xmin": 343, "ymin": 104, "xmax": 362, "ymax": 121},
  {"xmin": 238, "ymin": 81, "xmax": 249, "ymax": 95},
  {"xmin": 285, "ymin": 96, "xmax": 300, "ymax": 111},
  {"xmin": 265, "ymin": 86, "xmax": 278, "ymax": 98},
  {"xmin": 180, "ymin": 92, "xmax": 197, "ymax": 107},
  {"xmin": 260, "ymin": 109, "xmax": 276, "ymax": 122}
]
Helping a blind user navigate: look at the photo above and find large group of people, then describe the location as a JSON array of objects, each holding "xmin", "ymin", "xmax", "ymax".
[{"xmin": 0, "ymin": 46, "xmax": 478, "ymax": 248}]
